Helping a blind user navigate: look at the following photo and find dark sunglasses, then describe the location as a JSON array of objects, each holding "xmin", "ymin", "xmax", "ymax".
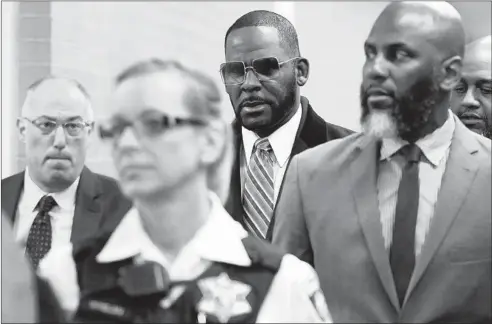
[
  {"xmin": 98, "ymin": 114, "xmax": 207, "ymax": 141},
  {"xmin": 219, "ymin": 56, "xmax": 300, "ymax": 85}
]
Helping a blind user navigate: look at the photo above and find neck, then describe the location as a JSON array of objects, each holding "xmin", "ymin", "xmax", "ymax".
[
  {"xmin": 424, "ymin": 100, "xmax": 449, "ymax": 137},
  {"xmin": 134, "ymin": 177, "xmax": 210, "ymax": 263},
  {"xmin": 255, "ymin": 95, "xmax": 300, "ymax": 138}
]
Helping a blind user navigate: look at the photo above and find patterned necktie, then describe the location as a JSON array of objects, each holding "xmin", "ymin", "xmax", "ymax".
[
  {"xmin": 390, "ymin": 143, "xmax": 422, "ymax": 306},
  {"xmin": 25, "ymin": 195, "xmax": 57, "ymax": 269},
  {"xmin": 243, "ymin": 137, "xmax": 275, "ymax": 239}
]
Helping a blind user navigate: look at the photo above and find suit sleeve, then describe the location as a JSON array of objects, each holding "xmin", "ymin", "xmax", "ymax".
[
  {"xmin": 272, "ymin": 155, "xmax": 314, "ymax": 265},
  {"xmin": 256, "ymin": 254, "xmax": 333, "ymax": 323}
]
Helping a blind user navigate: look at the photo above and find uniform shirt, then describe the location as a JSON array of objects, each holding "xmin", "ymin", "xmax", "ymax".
[
  {"xmin": 241, "ymin": 105, "xmax": 302, "ymax": 203},
  {"xmin": 14, "ymin": 168, "xmax": 79, "ymax": 253},
  {"xmin": 378, "ymin": 110, "xmax": 455, "ymax": 257},
  {"xmin": 39, "ymin": 191, "xmax": 332, "ymax": 323}
]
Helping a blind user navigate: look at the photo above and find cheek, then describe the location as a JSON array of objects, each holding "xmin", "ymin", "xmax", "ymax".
[{"xmin": 481, "ymin": 97, "xmax": 492, "ymax": 119}]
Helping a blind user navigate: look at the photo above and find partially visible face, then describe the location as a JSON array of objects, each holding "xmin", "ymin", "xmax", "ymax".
[
  {"xmin": 451, "ymin": 44, "xmax": 491, "ymax": 137},
  {"xmin": 360, "ymin": 11, "xmax": 446, "ymax": 141},
  {"xmin": 108, "ymin": 71, "xmax": 204, "ymax": 200},
  {"xmin": 18, "ymin": 79, "xmax": 93, "ymax": 192},
  {"xmin": 225, "ymin": 26, "xmax": 297, "ymax": 134}
]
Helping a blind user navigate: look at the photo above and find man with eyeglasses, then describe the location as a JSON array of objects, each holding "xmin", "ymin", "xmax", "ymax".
[
  {"xmin": 38, "ymin": 59, "xmax": 333, "ymax": 322},
  {"xmin": 1, "ymin": 77, "xmax": 132, "ymax": 273},
  {"xmin": 221, "ymin": 10, "xmax": 353, "ymax": 241},
  {"xmin": 451, "ymin": 35, "xmax": 491, "ymax": 138}
]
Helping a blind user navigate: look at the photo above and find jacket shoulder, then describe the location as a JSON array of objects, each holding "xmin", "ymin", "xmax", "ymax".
[
  {"xmin": 1, "ymin": 171, "xmax": 24, "ymax": 187},
  {"xmin": 296, "ymin": 132, "xmax": 364, "ymax": 171}
]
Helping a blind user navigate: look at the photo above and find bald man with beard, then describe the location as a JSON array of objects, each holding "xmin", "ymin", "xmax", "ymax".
[
  {"xmin": 451, "ymin": 35, "xmax": 492, "ymax": 138},
  {"xmin": 272, "ymin": 2, "xmax": 491, "ymax": 322}
]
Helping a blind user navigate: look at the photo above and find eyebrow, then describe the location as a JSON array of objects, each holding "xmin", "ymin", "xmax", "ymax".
[{"xmin": 37, "ymin": 115, "xmax": 84, "ymax": 121}]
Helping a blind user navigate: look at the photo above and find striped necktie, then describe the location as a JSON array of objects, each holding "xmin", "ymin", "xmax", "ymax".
[{"xmin": 243, "ymin": 137, "xmax": 275, "ymax": 239}]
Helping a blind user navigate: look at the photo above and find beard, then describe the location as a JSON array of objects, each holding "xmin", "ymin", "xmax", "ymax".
[
  {"xmin": 360, "ymin": 73, "xmax": 445, "ymax": 142},
  {"xmin": 232, "ymin": 72, "xmax": 298, "ymax": 133}
]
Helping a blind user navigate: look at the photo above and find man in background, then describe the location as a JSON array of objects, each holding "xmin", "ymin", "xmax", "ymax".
[
  {"xmin": 222, "ymin": 10, "xmax": 352, "ymax": 240},
  {"xmin": 273, "ymin": 2, "xmax": 491, "ymax": 322},
  {"xmin": 1, "ymin": 77, "xmax": 131, "ymax": 270},
  {"xmin": 451, "ymin": 35, "xmax": 491, "ymax": 138}
]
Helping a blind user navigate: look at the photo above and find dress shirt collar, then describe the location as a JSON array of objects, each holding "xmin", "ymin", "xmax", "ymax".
[
  {"xmin": 380, "ymin": 109, "xmax": 455, "ymax": 167},
  {"xmin": 96, "ymin": 191, "xmax": 252, "ymax": 267},
  {"xmin": 24, "ymin": 168, "xmax": 80, "ymax": 211},
  {"xmin": 242, "ymin": 104, "xmax": 302, "ymax": 168}
]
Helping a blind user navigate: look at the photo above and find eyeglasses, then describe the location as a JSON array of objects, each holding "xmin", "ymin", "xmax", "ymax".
[
  {"xmin": 24, "ymin": 117, "xmax": 92, "ymax": 136},
  {"xmin": 98, "ymin": 114, "xmax": 207, "ymax": 141},
  {"xmin": 219, "ymin": 56, "xmax": 300, "ymax": 85}
]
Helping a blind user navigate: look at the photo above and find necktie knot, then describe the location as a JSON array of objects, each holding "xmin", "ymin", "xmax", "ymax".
[
  {"xmin": 38, "ymin": 195, "xmax": 57, "ymax": 213},
  {"xmin": 401, "ymin": 143, "xmax": 422, "ymax": 163},
  {"xmin": 254, "ymin": 137, "xmax": 272, "ymax": 153}
]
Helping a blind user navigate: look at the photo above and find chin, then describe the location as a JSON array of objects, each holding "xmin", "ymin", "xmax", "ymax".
[{"xmin": 361, "ymin": 110, "xmax": 398, "ymax": 140}]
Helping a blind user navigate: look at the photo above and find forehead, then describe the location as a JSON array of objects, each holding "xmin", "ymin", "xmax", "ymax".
[
  {"xmin": 225, "ymin": 26, "xmax": 287, "ymax": 62},
  {"xmin": 111, "ymin": 71, "xmax": 191, "ymax": 117},
  {"xmin": 366, "ymin": 10, "xmax": 436, "ymax": 51},
  {"xmin": 462, "ymin": 47, "xmax": 492, "ymax": 80},
  {"xmin": 26, "ymin": 79, "xmax": 90, "ymax": 119}
]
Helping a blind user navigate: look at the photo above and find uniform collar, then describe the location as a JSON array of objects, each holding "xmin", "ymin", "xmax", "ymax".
[
  {"xmin": 242, "ymin": 104, "xmax": 302, "ymax": 168},
  {"xmin": 380, "ymin": 109, "xmax": 455, "ymax": 167},
  {"xmin": 96, "ymin": 192, "xmax": 252, "ymax": 267},
  {"xmin": 24, "ymin": 168, "xmax": 79, "ymax": 211}
]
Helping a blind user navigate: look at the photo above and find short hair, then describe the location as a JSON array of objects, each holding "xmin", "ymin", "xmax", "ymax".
[
  {"xmin": 115, "ymin": 58, "xmax": 234, "ymax": 203},
  {"xmin": 225, "ymin": 10, "xmax": 300, "ymax": 57},
  {"xmin": 22, "ymin": 76, "xmax": 94, "ymax": 122}
]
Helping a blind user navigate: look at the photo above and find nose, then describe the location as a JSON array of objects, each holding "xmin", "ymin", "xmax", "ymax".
[
  {"xmin": 240, "ymin": 68, "xmax": 261, "ymax": 92},
  {"xmin": 365, "ymin": 54, "xmax": 389, "ymax": 81},
  {"xmin": 53, "ymin": 125, "xmax": 67, "ymax": 149},
  {"xmin": 116, "ymin": 126, "xmax": 140, "ymax": 148},
  {"xmin": 461, "ymin": 87, "xmax": 480, "ymax": 110}
]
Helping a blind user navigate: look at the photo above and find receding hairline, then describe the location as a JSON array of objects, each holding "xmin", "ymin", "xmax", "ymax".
[{"xmin": 21, "ymin": 76, "xmax": 94, "ymax": 121}]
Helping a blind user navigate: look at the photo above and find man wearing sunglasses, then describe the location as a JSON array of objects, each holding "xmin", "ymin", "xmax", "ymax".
[
  {"xmin": 222, "ymin": 10, "xmax": 353, "ymax": 241},
  {"xmin": 37, "ymin": 59, "xmax": 333, "ymax": 322},
  {"xmin": 1, "ymin": 77, "xmax": 132, "ymax": 272},
  {"xmin": 451, "ymin": 35, "xmax": 491, "ymax": 139}
]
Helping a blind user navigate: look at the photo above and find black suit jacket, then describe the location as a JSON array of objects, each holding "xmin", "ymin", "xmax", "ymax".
[
  {"xmin": 1, "ymin": 166, "xmax": 132, "ymax": 249},
  {"xmin": 225, "ymin": 96, "xmax": 353, "ymax": 241}
]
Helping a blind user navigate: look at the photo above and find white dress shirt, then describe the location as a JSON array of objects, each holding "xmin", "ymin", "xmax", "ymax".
[
  {"xmin": 39, "ymin": 191, "xmax": 332, "ymax": 322},
  {"xmin": 14, "ymin": 168, "xmax": 80, "ymax": 254},
  {"xmin": 241, "ymin": 105, "xmax": 303, "ymax": 203},
  {"xmin": 377, "ymin": 110, "xmax": 455, "ymax": 257}
]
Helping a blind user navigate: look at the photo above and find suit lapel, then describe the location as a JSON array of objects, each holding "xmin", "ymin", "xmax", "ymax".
[
  {"xmin": 1, "ymin": 172, "xmax": 25, "ymax": 224},
  {"xmin": 405, "ymin": 119, "xmax": 481, "ymax": 303},
  {"xmin": 350, "ymin": 136, "xmax": 400, "ymax": 311},
  {"xmin": 225, "ymin": 122, "xmax": 246, "ymax": 225},
  {"xmin": 71, "ymin": 167, "xmax": 104, "ymax": 245}
]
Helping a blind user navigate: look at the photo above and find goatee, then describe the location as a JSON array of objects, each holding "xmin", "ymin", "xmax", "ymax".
[{"xmin": 360, "ymin": 74, "xmax": 445, "ymax": 142}]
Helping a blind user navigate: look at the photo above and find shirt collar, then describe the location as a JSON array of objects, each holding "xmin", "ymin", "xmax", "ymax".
[
  {"xmin": 24, "ymin": 168, "xmax": 80, "ymax": 211},
  {"xmin": 242, "ymin": 104, "xmax": 302, "ymax": 167},
  {"xmin": 380, "ymin": 109, "xmax": 455, "ymax": 166},
  {"xmin": 96, "ymin": 191, "xmax": 252, "ymax": 267}
]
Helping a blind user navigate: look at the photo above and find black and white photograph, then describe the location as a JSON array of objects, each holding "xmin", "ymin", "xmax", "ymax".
[{"xmin": 1, "ymin": 1, "xmax": 491, "ymax": 323}]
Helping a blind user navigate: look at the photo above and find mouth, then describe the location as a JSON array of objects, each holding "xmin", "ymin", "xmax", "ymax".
[
  {"xmin": 366, "ymin": 89, "xmax": 394, "ymax": 109},
  {"xmin": 240, "ymin": 100, "xmax": 270, "ymax": 115},
  {"xmin": 459, "ymin": 114, "xmax": 485, "ymax": 127}
]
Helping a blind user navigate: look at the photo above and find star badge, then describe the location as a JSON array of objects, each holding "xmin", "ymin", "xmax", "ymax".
[{"xmin": 197, "ymin": 272, "xmax": 252, "ymax": 323}]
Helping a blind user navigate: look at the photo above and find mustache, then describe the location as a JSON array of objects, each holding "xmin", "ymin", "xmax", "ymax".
[{"xmin": 239, "ymin": 96, "xmax": 272, "ymax": 109}]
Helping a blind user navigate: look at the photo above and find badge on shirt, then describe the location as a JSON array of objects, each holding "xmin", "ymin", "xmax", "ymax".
[{"xmin": 197, "ymin": 272, "xmax": 252, "ymax": 323}]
